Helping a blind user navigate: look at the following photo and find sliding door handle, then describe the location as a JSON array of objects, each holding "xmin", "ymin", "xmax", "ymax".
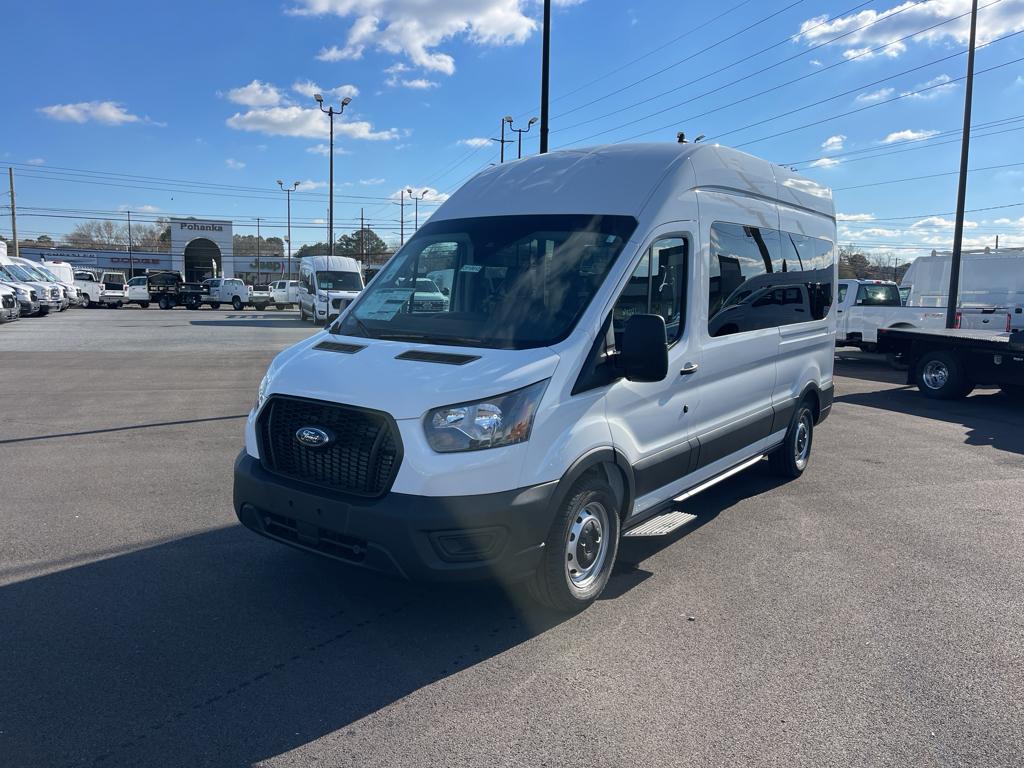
[{"xmin": 680, "ymin": 362, "xmax": 699, "ymax": 375}]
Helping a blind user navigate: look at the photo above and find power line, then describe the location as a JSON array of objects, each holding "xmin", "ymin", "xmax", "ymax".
[
  {"xmin": 832, "ymin": 161, "xmax": 1024, "ymax": 191},
  {"xmin": 551, "ymin": 0, "xmax": 812, "ymax": 122},
  {"xmin": 552, "ymin": 0, "xmax": 913, "ymax": 136}
]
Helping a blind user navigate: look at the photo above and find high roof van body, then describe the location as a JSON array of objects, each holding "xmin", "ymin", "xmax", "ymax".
[{"xmin": 235, "ymin": 143, "xmax": 837, "ymax": 610}]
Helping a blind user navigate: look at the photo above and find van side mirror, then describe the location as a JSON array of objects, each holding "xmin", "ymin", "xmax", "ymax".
[{"xmin": 620, "ymin": 314, "xmax": 669, "ymax": 382}]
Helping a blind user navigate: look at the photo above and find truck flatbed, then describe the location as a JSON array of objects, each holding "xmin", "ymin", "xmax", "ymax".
[{"xmin": 877, "ymin": 326, "xmax": 1024, "ymax": 399}]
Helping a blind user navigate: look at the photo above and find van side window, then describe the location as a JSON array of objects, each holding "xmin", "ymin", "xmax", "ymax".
[
  {"xmin": 613, "ymin": 236, "xmax": 687, "ymax": 347},
  {"xmin": 708, "ymin": 223, "xmax": 834, "ymax": 337},
  {"xmin": 708, "ymin": 223, "xmax": 781, "ymax": 337}
]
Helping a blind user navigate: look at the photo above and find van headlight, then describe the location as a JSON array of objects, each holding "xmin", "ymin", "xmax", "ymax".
[
  {"xmin": 256, "ymin": 373, "xmax": 271, "ymax": 411},
  {"xmin": 423, "ymin": 380, "xmax": 548, "ymax": 453}
]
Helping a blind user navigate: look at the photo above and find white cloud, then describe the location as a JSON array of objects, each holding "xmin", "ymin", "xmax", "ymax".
[
  {"xmin": 390, "ymin": 185, "xmax": 450, "ymax": 202},
  {"xmin": 38, "ymin": 100, "xmax": 143, "ymax": 125},
  {"xmin": 855, "ymin": 87, "xmax": 894, "ymax": 104},
  {"xmin": 395, "ymin": 77, "xmax": 439, "ymax": 89},
  {"xmin": 901, "ymin": 73, "xmax": 957, "ymax": 100},
  {"xmin": 306, "ymin": 143, "xmax": 350, "ymax": 155},
  {"xmin": 294, "ymin": 0, "xmax": 542, "ymax": 75},
  {"xmin": 225, "ymin": 80, "xmax": 283, "ymax": 107},
  {"xmin": 858, "ymin": 227, "xmax": 903, "ymax": 238},
  {"xmin": 25, "ymin": 157, "xmax": 45, "ymax": 165},
  {"xmin": 821, "ymin": 134, "xmax": 846, "ymax": 152},
  {"xmin": 359, "ymin": 178, "xmax": 385, "ymax": 185},
  {"xmin": 809, "ymin": 59, "xmax": 823, "ymax": 66},
  {"xmin": 994, "ymin": 216, "xmax": 1024, "ymax": 226},
  {"xmin": 837, "ymin": 213, "xmax": 875, "ymax": 222},
  {"xmin": 798, "ymin": 0, "xmax": 1024, "ymax": 60},
  {"xmin": 910, "ymin": 215, "xmax": 978, "ymax": 230},
  {"xmin": 295, "ymin": 179, "xmax": 328, "ymax": 190},
  {"xmin": 225, "ymin": 158, "xmax": 246, "ymax": 170},
  {"xmin": 881, "ymin": 128, "xmax": 940, "ymax": 144},
  {"xmin": 117, "ymin": 204, "xmax": 161, "ymax": 214},
  {"xmin": 810, "ymin": 157, "xmax": 842, "ymax": 168},
  {"xmin": 459, "ymin": 137, "xmax": 492, "ymax": 148},
  {"xmin": 226, "ymin": 106, "xmax": 399, "ymax": 140},
  {"xmin": 291, "ymin": 79, "xmax": 360, "ymax": 100}
]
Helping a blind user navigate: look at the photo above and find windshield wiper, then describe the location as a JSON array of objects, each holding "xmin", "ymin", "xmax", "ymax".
[
  {"xmin": 373, "ymin": 332, "xmax": 484, "ymax": 347},
  {"xmin": 333, "ymin": 313, "xmax": 375, "ymax": 338}
]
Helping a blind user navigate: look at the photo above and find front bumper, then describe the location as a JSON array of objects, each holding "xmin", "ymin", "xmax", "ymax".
[
  {"xmin": 233, "ymin": 451, "xmax": 557, "ymax": 582},
  {"xmin": 19, "ymin": 299, "xmax": 40, "ymax": 315}
]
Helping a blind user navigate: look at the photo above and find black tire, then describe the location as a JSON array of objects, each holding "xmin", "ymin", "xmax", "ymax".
[
  {"xmin": 38, "ymin": 306, "xmax": 49, "ymax": 316},
  {"xmin": 299, "ymin": 303, "xmax": 308, "ymax": 322},
  {"xmin": 232, "ymin": 296, "xmax": 243, "ymax": 311},
  {"xmin": 275, "ymin": 303, "xmax": 283, "ymax": 310},
  {"xmin": 529, "ymin": 474, "xmax": 621, "ymax": 613},
  {"xmin": 139, "ymin": 301, "xmax": 150, "ymax": 309},
  {"xmin": 769, "ymin": 400, "xmax": 815, "ymax": 479},
  {"xmin": 255, "ymin": 303, "xmax": 267, "ymax": 312},
  {"xmin": 915, "ymin": 350, "xmax": 973, "ymax": 399},
  {"xmin": 209, "ymin": 302, "xmax": 220, "ymax": 310},
  {"xmin": 80, "ymin": 295, "xmax": 91, "ymax": 309},
  {"xmin": 158, "ymin": 296, "xmax": 170, "ymax": 310}
]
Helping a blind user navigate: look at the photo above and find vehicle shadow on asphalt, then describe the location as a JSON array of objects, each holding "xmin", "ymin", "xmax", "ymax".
[
  {"xmin": 1, "ymin": 466, "xmax": 788, "ymax": 767},
  {"xmin": 833, "ymin": 353, "xmax": 907, "ymax": 385},
  {"xmin": 606, "ymin": 462, "xmax": 789, "ymax": 598},
  {"xmin": 0, "ymin": 526, "xmax": 566, "ymax": 767},
  {"xmin": 189, "ymin": 318, "xmax": 308, "ymax": 328},
  {"xmin": 836, "ymin": 388, "xmax": 1024, "ymax": 456}
]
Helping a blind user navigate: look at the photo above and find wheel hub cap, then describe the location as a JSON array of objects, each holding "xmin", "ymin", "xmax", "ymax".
[
  {"xmin": 566, "ymin": 502, "xmax": 608, "ymax": 590},
  {"xmin": 922, "ymin": 360, "xmax": 949, "ymax": 389}
]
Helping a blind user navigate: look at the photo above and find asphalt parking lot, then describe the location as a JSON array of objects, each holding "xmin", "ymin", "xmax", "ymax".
[{"xmin": 2, "ymin": 308, "xmax": 1023, "ymax": 768}]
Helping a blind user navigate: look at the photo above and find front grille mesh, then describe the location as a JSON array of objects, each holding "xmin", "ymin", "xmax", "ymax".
[{"xmin": 258, "ymin": 396, "xmax": 400, "ymax": 496}]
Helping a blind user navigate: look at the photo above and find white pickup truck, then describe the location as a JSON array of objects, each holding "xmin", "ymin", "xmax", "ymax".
[
  {"xmin": 75, "ymin": 270, "xmax": 127, "ymax": 309},
  {"xmin": 269, "ymin": 279, "xmax": 300, "ymax": 309},
  {"xmin": 836, "ymin": 279, "xmax": 945, "ymax": 352}
]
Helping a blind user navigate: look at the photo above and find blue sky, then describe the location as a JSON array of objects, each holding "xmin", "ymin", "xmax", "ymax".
[{"xmin": 3, "ymin": 0, "xmax": 1024, "ymax": 257}]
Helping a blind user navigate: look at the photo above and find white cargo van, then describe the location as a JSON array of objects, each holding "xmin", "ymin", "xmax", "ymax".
[
  {"xmin": 235, "ymin": 143, "xmax": 837, "ymax": 611},
  {"xmin": 298, "ymin": 255, "xmax": 363, "ymax": 324}
]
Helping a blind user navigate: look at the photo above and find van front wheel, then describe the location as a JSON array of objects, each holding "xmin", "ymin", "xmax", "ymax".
[
  {"xmin": 529, "ymin": 475, "xmax": 620, "ymax": 613},
  {"xmin": 769, "ymin": 401, "xmax": 814, "ymax": 479}
]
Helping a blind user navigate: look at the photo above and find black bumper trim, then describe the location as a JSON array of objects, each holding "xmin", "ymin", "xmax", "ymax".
[
  {"xmin": 233, "ymin": 451, "xmax": 557, "ymax": 582},
  {"xmin": 817, "ymin": 382, "xmax": 834, "ymax": 423}
]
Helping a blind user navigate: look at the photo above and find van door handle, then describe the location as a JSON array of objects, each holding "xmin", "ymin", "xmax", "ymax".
[{"xmin": 680, "ymin": 362, "xmax": 699, "ymax": 375}]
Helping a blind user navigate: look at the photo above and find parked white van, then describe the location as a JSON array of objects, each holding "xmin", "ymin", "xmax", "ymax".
[
  {"xmin": 235, "ymin": 143, "xmax": 837, "ymax": 611},
  {"xmin": 298, "ymin": 255, "xmax": 363, "ymax": 324}
]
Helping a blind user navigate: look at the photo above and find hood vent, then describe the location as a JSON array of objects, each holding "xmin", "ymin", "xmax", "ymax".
[
  {"xmin": 396, "ymin": 350, "xmax": 480, "ymax": 366},
  {"xmin": 314, "ymin": 340, "xmax": 366, "ymax": 354}
]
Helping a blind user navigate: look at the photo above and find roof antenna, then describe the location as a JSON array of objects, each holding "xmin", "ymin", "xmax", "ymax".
[{"xmin": 677, "ymin": 132, "xmax": 687, "ymax": 143}]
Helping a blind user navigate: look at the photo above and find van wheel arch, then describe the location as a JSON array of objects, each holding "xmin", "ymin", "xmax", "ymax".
[{"xmin": 551, "ymin": 448, "xmax": 635, "ymax": 525}]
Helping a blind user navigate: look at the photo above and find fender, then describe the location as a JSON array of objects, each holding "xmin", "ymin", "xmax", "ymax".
[{"xmin": 548, "ymin": 446, "xmax": 636, "ymax": 523}]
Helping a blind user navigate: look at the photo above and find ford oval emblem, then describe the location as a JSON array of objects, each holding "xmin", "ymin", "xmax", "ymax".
[{"xmin": 295, "ymin": 426, "xmax": 331, "ymax": 448}]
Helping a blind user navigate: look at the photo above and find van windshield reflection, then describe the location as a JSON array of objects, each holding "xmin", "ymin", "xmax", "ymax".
[{"xmin": 336, "ymin": 214, "xmax": 637, "ymax": 349}]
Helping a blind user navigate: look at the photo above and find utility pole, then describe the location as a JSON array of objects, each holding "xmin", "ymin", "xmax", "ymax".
[
  {"xmin": 946, "ymin": 0, "xmax": 978, "ymax": 328},
  {"xmin": 256, "ymin": 217, "xmax": 261, "ymax": 285},
  {"xmin": 539, "ymin": 0, "xmax": 551, "ymax": 154},
  {"xmin": 8, "ymin": 168, "xmax": 19, "ymax": 258},
  {"xmin": 126, "ymin": 210, "xmax": 134, "ymax": 277},
  {"xmin": 494, "ymin": 116, "xmax": 513, "ymax": 163},
  {"xmin": 400, "ymin": 190, "xmax": 406, "ymax": 246},
  {"xmin": 360, "ymin": 208, "xmax": 365, "ymax": 261}
]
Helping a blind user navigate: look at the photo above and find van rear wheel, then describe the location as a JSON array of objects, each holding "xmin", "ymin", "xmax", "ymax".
[
  {"xmin": 769, "ymin": 401, "xmax": 814, "ymax": 479},
  {"xmin": 529, "ymin": 475, "xmax": 620, "ymax": 613}
]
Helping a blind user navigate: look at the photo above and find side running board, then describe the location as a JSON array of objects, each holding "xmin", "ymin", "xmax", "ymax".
[{"xmin": 624, "ymin": 454, "xmax": 765, "ymax": 537}]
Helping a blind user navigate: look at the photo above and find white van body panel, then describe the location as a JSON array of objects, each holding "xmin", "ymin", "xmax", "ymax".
[
  {"xmin": 902, "ymin": 249, "xmax": 1024, "ymax": 308},
  {"xmin": 237, "ymin": 143, "xmax": 836, "ymax": 593}
]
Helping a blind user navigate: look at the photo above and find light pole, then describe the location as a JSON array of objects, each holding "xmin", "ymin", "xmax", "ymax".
[
  {"xmin": 126, "ymin": 209, "xmax": 134, "ymax": 277},
  {"xmin": 277, "ymin": 180, "xmax": 300, "ymax": 280},
  {"xmin": 399, "ymin": 189, "xmax": 406, "ymax": 246},
  {"xmin": 539, "ymin": 0, "xmax": 551, "ymax": 154},
  {"xmin": 509, "ymin": 117, "xmax": 538, "ymax": 159},
  {"xmin": 406, "ymin": 188, "xmax": 428, "ymax": 230},
  {"xmin": 314, "ymin": 93, "xmax": 352, "ymax": 256}
]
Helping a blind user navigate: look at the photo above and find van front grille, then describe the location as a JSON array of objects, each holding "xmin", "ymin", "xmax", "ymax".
[{"xmin": 257, "ymin": 396, "xmax": 401, "ymax": 497}]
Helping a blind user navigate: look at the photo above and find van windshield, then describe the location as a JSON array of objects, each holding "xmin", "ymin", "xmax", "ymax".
[
  {"xmin": 336, "ymin": 213, "xmax": 637, "ymax": 349},
  {"xmin": 317, "ymin": 271, "xmax": 362, "ymax": 291},
  {"xmin": 4, "ymin": 264, "xmax": 38, "ymax": 282}
]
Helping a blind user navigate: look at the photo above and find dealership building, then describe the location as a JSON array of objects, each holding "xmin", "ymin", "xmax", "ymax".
[{"xmin": 20, "ymin": 217, "xmax": 288, "ymax": 282}]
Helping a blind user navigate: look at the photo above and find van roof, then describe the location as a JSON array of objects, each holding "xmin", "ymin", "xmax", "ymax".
[
  {"xmin": 304, "ymin": 255, "xmax": 361, "ymax": 270},
  {"xmin": 434, "ymin": 142, "xmax": 834, "ymax": 223}
]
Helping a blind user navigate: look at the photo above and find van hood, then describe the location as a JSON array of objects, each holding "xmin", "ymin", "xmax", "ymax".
[{"xmin": 265, "ymin": 333, "xmax": 559, "ymax": 420}]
